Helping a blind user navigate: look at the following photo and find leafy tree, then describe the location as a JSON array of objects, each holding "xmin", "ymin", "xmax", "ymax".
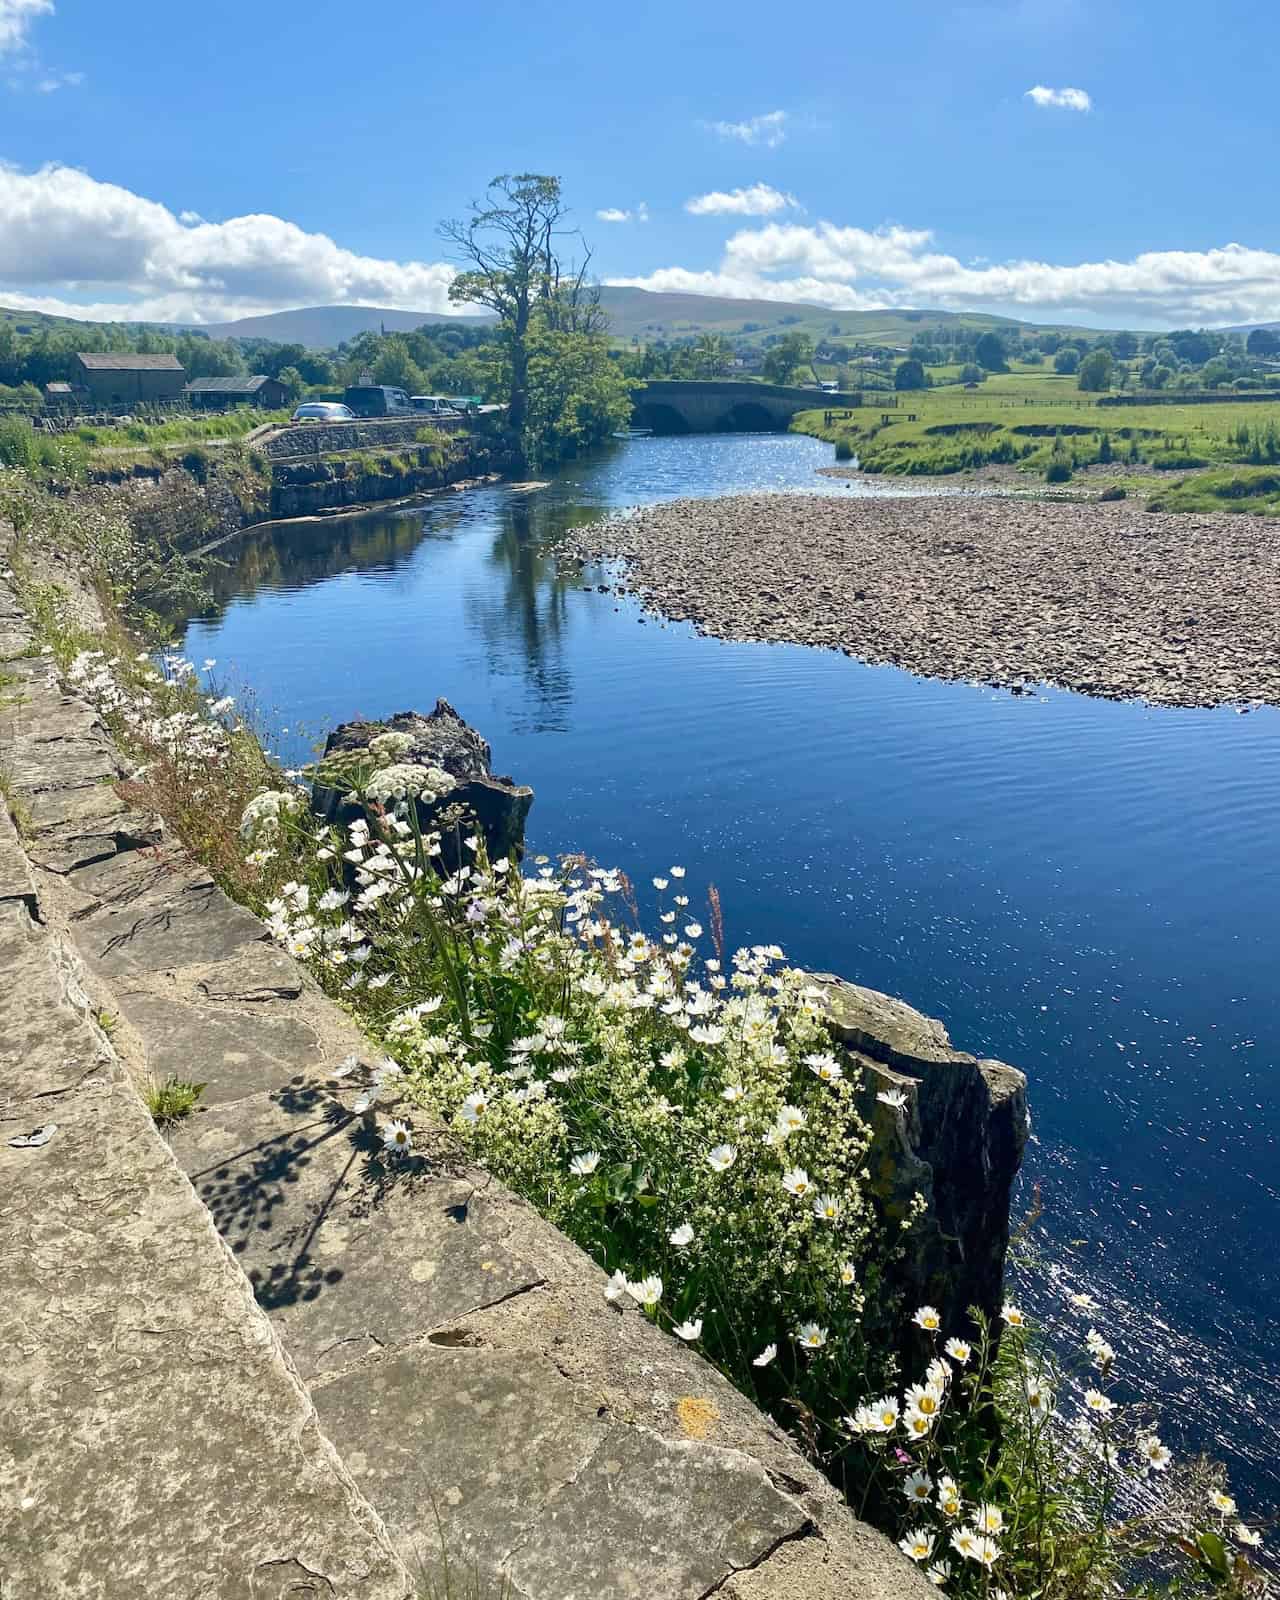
[
  {"xmin": 691, "ymin": 333, "xmax": 733, "ymax": 378},
  {"xmin": 371, "ymin": 336, "xmax": 425, "ymax": 392},
  {"xmin": 442, "ymin": 173, "xmax": 571, "ymax": 455},
  {"xmin": 959, "ymin": 363, "xmax": 983, "ymax": 385},
  {"xmin": 1246, "ymin": 328, "xmax": 1280, "ymax": 357},
  {"xmin": 1053, "ymin": 348, "xmax": 1079, "ymax": 375},
  {"xmin": 1111, "ymin": 331, "xmax": 1139, "ymax": 360},
  {"xmin": 1077, "ymin": 349, "xmax": 1114, "ymax": 391},
  {"xmin": 522, "ymin": 327, "xmax": 631, "ymax": 467},
  {"xmin": 1167, "ymin": 329, "xmax": 1215, "ymax": 366},
  {"xmin": 894, "ymin": 358, "xmax": 926, "ymax": 390},
  {"xmin": 1199, "ymin": 358, "xmax": 1232, "ymax": 389},
  {"xmin": 275, "ymin": 367, "xmax": 305, "ymax": 403},
  {"xmin": 258, "ymin": 342, "xmax": 309, "ymax": 380},
  {"xmin": 762, "ymin": 332, "xmax": 815, "ymax": 385},
  {"xmin": 974, "ymin": 331, "xmax": 1007, "ymax": 372}
]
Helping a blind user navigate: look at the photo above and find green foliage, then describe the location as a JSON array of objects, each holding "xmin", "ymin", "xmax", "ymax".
[
  {"xmin": 1077, "ymin": 350, "xmax": 1114, "ymax": 392},
  {"xmin": 1044, "ymin": 460, "xmax": 1072, "ymax": 483},
  {"xmin": 521, "ymin": 327, "xmax": 631, "ymax": 469},
  {"xmin": 762, "ymin": 332, "xmax": 815, "ymax": 385},
  {"xmin": 1147, "ymin": 467, "xmax": 1280, "ymax": 515},
  {"xmin": 145, "ymin": 1075, "xmax": 206, "ymax": 1127},
  {"xmin": 1053, "ymin": 349, "xmax": 1079, "ymax": 375},
  {"xmin": 1099, "ymin": 485, "xmax": 1127, "ymax": 501},
  {"xmin": 974, "ymin": 332, "xmax": 1007, "ymax": 372},
  {"xmin": 895, "ymin": 358, "xmax": 926, "ymax": 391},
  {"xmin": 275, "ymin": 365, "xmax": 305, "ymax": 403}
]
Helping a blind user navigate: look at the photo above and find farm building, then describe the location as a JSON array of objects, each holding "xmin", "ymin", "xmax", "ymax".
[
  {"xmin": 44, "ymin": 382, "xmax": 84, "ymax": 409},
  {"xmin": 184, "ymin": 375, "xmax": 290, "ymax": 410},
  {"xmin": 73, "ymin": 352, "xmax": 186, "ymax": 407}
]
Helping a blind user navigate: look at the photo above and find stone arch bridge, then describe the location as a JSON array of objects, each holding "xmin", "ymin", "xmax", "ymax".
[{"xmin": 630, "ymin": 379, "xmax": 858, "ymax": 434}]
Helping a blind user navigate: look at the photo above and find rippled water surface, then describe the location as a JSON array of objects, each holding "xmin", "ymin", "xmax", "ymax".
[{"xmin": 184, "ymin": 433, "xmax": 1280, "ymax": 1507}]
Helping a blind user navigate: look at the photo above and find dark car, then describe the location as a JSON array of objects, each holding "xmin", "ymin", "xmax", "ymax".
[{"xmin": 342, "ymin": 385, "xmax": 415, "ymax": 418}]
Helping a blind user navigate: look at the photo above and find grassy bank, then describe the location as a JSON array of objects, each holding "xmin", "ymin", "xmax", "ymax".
[{"xmin": 793, "ymin": 370, "xmax": 1280, "ymax": 502}]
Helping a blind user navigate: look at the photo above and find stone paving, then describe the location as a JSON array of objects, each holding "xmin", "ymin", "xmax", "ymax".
[{"xmin": 0, "ymin": 542, "xmax": 936, "ymax": 1599}]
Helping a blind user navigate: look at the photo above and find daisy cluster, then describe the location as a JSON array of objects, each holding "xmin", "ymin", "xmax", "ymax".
[
  {"xmin": 866, "ymin": 1301, "xmax": 1266, "ymax": 1595},
  {"xmin": 68, "ymin": 648, "xmax": 233, "ymax": 788},
  {"xmin": 241, "ymin": 756, "xmax": 894, "ymax": 1399}
]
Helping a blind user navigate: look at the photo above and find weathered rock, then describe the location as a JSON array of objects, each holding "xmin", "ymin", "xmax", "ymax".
[
  {"xmin": 312, "ymin": 698, "xmax": 533, "ymax": 867},
  {"xmin": 817, "ymin": 977, "xmax": 1029, "ymax": 1343}
]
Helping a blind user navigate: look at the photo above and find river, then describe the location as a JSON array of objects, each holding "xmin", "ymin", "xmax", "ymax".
[{"xmin": 182, "ymin": 432, "xmax": 1280, "ymax": 1511}]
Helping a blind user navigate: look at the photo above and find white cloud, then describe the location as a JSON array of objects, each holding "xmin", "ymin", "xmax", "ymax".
[
  {"xmin": 596, "ymin": 202, "xmax": 649, "ymax": 224},
  {"xmin": 36, "ymin": 67, "xmax": 81, "ymax": 91},
  {"xmin": 0, "ymin": 0, "xmax": 52, "ymax": 55},
  {"xmin": 0, "ymin": 161, "xmax": 466, "ymax": 323},
  {"xmin": 705, "ymin": 110, "xmax": 788, "ymax": 148},
  {"xmin": 1025, "ymin": 84, "xmax": 1092, "ymax": 111},
  {"xmin": 608, "ymin": 219, "xmax": 1280, "ymax": 327},
  {"xmin": 684, "ymin": 184, "xmax": 800, "ymax": 217}
]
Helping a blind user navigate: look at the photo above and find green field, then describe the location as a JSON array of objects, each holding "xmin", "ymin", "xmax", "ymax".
[{"xmin": 793, "ymin": 369, "xmax": 1280, "ymax": 511}]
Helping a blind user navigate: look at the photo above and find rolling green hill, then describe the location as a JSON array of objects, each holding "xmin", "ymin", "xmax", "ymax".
[{"xmin": 0, "ymin": 288, "xmax": 1128, "ymax": 352}]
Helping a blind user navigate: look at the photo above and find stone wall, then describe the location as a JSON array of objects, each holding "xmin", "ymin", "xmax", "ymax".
[
  {"xmin": 0, "ymin": 528, "xmax": 937, "ymax": 1599},
  {"xmin": 261, "ymin": 415, "xmax": 470, "ymax": 461}
]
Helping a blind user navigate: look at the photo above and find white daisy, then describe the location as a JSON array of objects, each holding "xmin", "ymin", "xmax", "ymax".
[
  {"xmin": 382, "ymin": 1119, "xmax": 412, "ymax": 1154},
  {"xmin": 569, "ymin": 1150, "xmax": 602, "ymax": 1177},
  {"xmin": 752, "ymin": 1343, "xmax": 778, "ymax": 1367},
  {"xmin": 673, "ymin": 1318, "xmax": 702, "ymax": 1342},
  {"xmin": 781, "ymin": 1166, "xmax": 811, "ymax": 1198},
  {"xmin": 669, "ymin": 1222, "xmax": 695, "ymax": 1247},
  {"xmin": 912, "ymin": 1304, "xmax": 942, "ymax": 1332},
  {"xmin": 707, "ymin": 1143, "xmax": 737, "ymax": 1173},
  {"xmin": 796, "ymin": 1322, "xmax": 828, "ymax": 1352}
]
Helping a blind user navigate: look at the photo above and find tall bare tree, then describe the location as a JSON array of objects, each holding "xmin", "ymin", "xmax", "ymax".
[{"xmin": 441, "ymin": 174, "xmax": 572, "ymax": 449}]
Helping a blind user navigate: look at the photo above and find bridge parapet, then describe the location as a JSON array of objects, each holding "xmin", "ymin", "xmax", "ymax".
[{"xmin": 629, "ymin": 379, "xmax": 858, "ymax": 434}]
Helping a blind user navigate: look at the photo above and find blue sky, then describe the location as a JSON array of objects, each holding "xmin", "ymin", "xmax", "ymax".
[{"xmin": 1, "ymin": 0, "xmax": 1277, "ymax": 329}]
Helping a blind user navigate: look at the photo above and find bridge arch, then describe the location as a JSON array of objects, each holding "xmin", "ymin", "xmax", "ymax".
[
  {"xmin": 632, "ymin": 401, "xmax": 691, "ymax": 435},
  {"xmin": 719, "ymin": 400, "xmax": 779, "ymax": 432}
]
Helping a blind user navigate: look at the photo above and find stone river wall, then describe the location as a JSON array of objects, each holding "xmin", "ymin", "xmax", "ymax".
[{"xmin": 0, "ymin": 530, "xmax": 944, "ymax": 1596}]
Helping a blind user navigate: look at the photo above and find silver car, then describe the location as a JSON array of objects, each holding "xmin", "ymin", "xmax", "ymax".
[{"xmin": 291, "ymin": 402, "xmax": 355, "ymax": 423}]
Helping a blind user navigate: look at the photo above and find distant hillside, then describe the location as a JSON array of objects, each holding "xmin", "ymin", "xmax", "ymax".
[
  {"xmin": 195, "ymin": 304, "xmax": 494, "ymax": 344},
  {"xmin": 179, "ymin": 289, "xmax": 1112, "ymax": 350},
  {"xmin": 0, "ymin": 287, "xmax": 1127, "ymax": 352}
]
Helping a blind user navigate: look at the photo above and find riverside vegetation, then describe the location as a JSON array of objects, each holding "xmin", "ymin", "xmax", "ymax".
[
  {"xmin": 3, "ymin": 471, "xmax": 1270, "ymax": 1598},
  {"xmin": 792, "ymin": 368, "xmax": 1280, "ymax": 513}
]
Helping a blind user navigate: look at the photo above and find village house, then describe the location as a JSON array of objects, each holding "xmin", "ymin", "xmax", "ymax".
[
  {"xmin": 72, "ymin": 352, "xmax": 186, "ymax": 407},
  {"xmin": 183, "ymin": 374, "xmax": 290, "ymax": 410}
]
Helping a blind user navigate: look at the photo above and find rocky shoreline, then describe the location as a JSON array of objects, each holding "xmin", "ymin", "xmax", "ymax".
[{"xmin": 562, "ymin": 492, "xmax": 1280, "ymax": 708}]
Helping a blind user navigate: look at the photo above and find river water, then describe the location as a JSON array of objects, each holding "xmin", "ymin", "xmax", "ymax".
[{"xmin": 183, "ymin": 433, "xmax": 1280, "ymax": 1510}]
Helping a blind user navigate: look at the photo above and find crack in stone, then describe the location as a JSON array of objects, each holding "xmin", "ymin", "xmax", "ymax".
[{"xmin": 694, "ymin": 1518, "xmax": 821, "ymax": 1598}]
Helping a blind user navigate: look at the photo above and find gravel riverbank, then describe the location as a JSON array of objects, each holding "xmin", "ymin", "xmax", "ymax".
[{"xmin": 562, "ymin": 493, "xmax": 1280, "ymax": 708}]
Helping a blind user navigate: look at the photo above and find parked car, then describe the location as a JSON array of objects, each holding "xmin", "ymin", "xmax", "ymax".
[
  {"xmin": 291, "ymin": 402, "xmax": 355, "ymax": 423},
  {"xmin": 410, "ymin": 395, "xmax": 462, "ymax": 417},
  {"xmin": 343, "ymin": 385, "xmax": 416, "ymax": 418}
]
